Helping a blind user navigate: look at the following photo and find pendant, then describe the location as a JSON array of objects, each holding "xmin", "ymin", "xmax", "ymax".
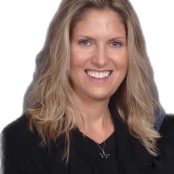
[{"xmin": 99, "ymin": 151, "xmax": 110, "ymax": 159}]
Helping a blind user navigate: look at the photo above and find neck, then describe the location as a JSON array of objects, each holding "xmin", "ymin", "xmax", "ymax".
[
  {"xmin": 74, "ymin": 96, "xmax": 114, "ymax": 143},
  {"xmin": 77, "ymin": 97, "xmax": 110, "ymax": 124}
]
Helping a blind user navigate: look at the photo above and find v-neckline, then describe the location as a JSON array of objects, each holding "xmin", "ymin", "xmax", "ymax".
[{"xmin": 72, "ymin": 128, "xmax": 117, "ymax": 159}]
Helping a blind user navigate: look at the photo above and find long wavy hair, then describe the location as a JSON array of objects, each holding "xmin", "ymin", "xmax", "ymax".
[{"xmin": 24, "ymin": 0, "xmax": 163, "ymax": 160}]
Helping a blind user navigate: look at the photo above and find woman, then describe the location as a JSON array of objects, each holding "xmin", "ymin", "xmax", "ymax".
[{"xmin": 2, "ymin": 0, "xmax": 174, "ymax": 173}]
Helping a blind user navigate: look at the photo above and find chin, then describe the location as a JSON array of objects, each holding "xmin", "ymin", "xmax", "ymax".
[{"xmin": 87, "ymin": 90, "xmax": 114, "ymax": 101}]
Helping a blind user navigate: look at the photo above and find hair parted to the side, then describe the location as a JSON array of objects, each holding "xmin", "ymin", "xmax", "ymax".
[{"xmin": 23, "ymin": 0, "xmax": 163, "ymax": 160}]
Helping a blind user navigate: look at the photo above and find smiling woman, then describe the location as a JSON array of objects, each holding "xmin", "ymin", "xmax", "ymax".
[
  {"xmin": 1, "ymin": 0, "xmax": 174, "ymax": 174},
  {"xmin": 70, "ymin": 8, "xmax": 128, "ymax": 103}
]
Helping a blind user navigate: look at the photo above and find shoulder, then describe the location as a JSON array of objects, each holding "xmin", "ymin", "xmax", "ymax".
[
  {"xmin": 1, "ymin": 115, "xmax": 45, "ymax": 173},
  {"xmin": 1, "ymin": 115, "xmax": 67, "ymax": 174},
  {"xmin": 2, "ymin": 114, "xmax": 42, "ymax": 150},
  {"xmin": 159, "ymin": 114, "xmax": 174, "ymax": 139},
  {"xmin": 154, "ymin": 114, "xmax": 174, "ymax": 174}
]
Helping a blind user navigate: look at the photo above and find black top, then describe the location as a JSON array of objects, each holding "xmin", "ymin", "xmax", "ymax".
[
  {"xmin": 1, "ymin": 111, "xmax": 174, "ymax": 174},
  {"xmin": 69, "ymin": 129, "xmax": 119, "ymax": 174}
]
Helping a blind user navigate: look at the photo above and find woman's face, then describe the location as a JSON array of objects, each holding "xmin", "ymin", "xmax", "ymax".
[{"xmin": 69, "ymin": 8, "xmax": 128, "ymax": 102}]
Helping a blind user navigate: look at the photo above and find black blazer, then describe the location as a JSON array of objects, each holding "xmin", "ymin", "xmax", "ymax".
[{"xmin": 1, "ymin": 113, "xmax": 174, "ymax": 174}]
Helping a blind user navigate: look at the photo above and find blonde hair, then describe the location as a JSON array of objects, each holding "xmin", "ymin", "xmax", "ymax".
[{"xmin": 24, "ymin": 0, "xmax": 162, "ymax": 160}]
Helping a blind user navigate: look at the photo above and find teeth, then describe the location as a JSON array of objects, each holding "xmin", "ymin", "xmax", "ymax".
[{"xmin": 86, "ymin": 70, "xmax": 111, "ymax": 79}]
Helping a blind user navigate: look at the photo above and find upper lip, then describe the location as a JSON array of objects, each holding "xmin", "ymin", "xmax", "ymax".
[{"xmin": 85, "ymin": 69, "xmax": 113, "ymax": 73}]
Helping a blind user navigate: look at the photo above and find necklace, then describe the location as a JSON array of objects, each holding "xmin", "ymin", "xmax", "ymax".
[
  {"xmin": 82, "ymin": 133, "xmax": 110, "ymax": 159},
  {"xmin": 95, "ymin": 141, "xmax": 110, "ymax": 159},
  {"xmin": 80, "ymin": 110, "xmax": 111, "ymax": 159}
]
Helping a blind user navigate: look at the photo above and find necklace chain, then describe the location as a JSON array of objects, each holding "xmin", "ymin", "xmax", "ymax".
[
  {"xmin": 81, "ymin": 110, "xmax": 111, "ymax": 159},
  {"xmin": 82, "ymin": 133, "xmax": 110, "ymax": 159},
  {"xmin": 96, "ymin": 141, "xmax": 110, "ymax": 159}
]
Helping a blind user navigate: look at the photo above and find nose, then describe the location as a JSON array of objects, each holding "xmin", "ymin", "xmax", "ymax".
[{"xmin": 91, "ymin": 45, "xmax": 108, "ymax": 68}]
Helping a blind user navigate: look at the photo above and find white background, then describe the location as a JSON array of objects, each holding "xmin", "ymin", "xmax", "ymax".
[{"xmin": 0, "ymin": 0, "xmax": 173, "ymax": 132}]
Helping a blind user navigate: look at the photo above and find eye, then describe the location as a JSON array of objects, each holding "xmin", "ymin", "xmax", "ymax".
[
  {"xmin": 79, "ymin": 39, "xmax": 91, "ymax": 46},
  {"xmin": 110, "ymin": 41, "xmax": 122, "ymax": 48}
]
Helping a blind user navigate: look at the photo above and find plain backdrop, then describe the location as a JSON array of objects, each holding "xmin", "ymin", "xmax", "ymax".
[{"xmin": 0, "ymin": 0, "xmax": 173, "ymax": 132}]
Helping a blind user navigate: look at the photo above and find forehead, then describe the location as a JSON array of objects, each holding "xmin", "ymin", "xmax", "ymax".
[{"xmin": 71, "ymin": 8, "xmax": 126, "ymax": 37}]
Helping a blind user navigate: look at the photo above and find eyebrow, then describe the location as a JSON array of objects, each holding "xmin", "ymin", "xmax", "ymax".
[{"xmin": 73, "ymin": 35, "xmax": 127, "ymax": 41}]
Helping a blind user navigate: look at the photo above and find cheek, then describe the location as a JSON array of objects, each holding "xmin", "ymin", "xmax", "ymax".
[
  {"xmin": 112, "ymin": 56, "xmax": 128, "ymax": 91},
  {"xmin": 122, "ymin": 56, "xmax": 128, "ymax": 71},
  {"xmin": 70, "ymin": 42, "xmax": 94, "ymax": 67},
  {"xmin": 113, "ymin": 51, "xmax": 128, "ymax": 71},
  {"xmin": 70, "ymin": 47, "xmax": 85, "ymax": 67},
  {"xmin": 70, "ymin": 54, "xmax": 93, "ymax": 71},
  {"xmin": 69, "ymin": 49, "xmax": 86, "ymax": 80}
]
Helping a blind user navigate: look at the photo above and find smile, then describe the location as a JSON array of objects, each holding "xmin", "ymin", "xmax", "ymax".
[{"xmin": 85, "ymin": 70, "xmax": 112, "ymax": 79}]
